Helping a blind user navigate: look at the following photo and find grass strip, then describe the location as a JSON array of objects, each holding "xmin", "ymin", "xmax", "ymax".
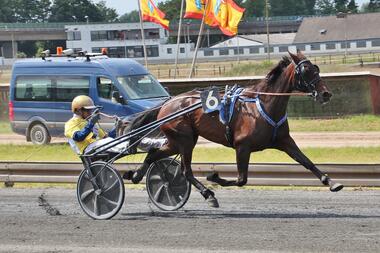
[
  {"xmin": 0, "ymin": 144, "xmax": 379, "ymax": 163},
  {"xmin": 1, "ymin": 115, "xmax": 379, "ymax": 136}
]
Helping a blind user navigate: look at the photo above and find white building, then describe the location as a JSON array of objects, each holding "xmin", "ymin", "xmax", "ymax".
[{"xmin": 65, "ymin": 23, "xmax": 193, "ymax": 60}]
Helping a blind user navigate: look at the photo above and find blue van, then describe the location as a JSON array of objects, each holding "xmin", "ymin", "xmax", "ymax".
[{"xmin": 9, "ymin": 55, "xmax": 170, "ymax": 144}]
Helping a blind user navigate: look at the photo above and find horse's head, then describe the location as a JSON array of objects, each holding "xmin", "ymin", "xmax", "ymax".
[{"xmin": 288, "ymin": 51, "xmax": 332, "ymax": 104}]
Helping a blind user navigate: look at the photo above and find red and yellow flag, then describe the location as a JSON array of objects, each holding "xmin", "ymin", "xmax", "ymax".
[
  {"xmin": 140, "ymin": 0, "xmax": 170, "ymax": 30},
  {"xmin": 206, "ymin": 0, "xmax": 245, "ymax": 36},
  {"xmin": 184, "ymin": 0, "xmax": 205, "ymax": 19}
]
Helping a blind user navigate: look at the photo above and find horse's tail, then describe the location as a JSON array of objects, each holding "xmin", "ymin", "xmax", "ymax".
[{"xmin": 125, "ymin": 106, "xmax": 162, "ymax": 147}]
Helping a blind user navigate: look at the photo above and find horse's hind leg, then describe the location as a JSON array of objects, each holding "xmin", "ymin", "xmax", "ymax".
[
  {"xmin": 276, "ymin": 136, "xmax": 343, "ymax": 192},
  {"xmin": 206, "ymin": 145, "xmax": 250, "ymax": 187},
  {"xmin": 125, "ymin": 144, "xmax": 178, "ymax": 184}
]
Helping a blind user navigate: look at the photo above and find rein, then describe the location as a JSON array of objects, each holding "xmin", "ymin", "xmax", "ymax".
[{"xmin": 242, "ymin": 90, "xmax": 313, "ymax": 97}]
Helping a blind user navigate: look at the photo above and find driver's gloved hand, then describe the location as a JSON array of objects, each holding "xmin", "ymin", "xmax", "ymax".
[{"xmin": 88, "ymin": 113, "xmax": 100, "ymax": 127}]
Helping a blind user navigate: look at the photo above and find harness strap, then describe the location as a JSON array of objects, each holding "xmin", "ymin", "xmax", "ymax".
[{"xmin": 239, "ymin": 96, "xmax": 287, "ymax": 143}]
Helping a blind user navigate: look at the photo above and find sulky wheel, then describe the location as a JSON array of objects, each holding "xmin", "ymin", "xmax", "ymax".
[
  {"xmin": 77, "ymin": 161, "xmax": 124, "ymax": 220},
  {"xmin": 146, "ymin": 158, "xmax": 191, "ymax": 211}
]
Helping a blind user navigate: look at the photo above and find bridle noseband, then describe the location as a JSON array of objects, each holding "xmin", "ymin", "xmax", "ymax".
[{"xmin": 294, "ymin": 59, "xmax": 321, "ymax": 98}]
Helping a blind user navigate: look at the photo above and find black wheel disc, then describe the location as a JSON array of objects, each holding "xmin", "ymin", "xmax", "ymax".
[
  {"xmin": 77, "ymin": 161, "xmax": 124, "ymax": 220},
  {"xmin": 146, "ymin": 158, "xmax": 191, "ymax": 211}
]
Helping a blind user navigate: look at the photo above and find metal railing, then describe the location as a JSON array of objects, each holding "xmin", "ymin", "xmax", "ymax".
[{"xmin": 1, "ymin": 161, "xmax": 379, "ymax": 187}]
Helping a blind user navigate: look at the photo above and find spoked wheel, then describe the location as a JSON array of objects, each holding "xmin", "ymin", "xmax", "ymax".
[
  {"xmin": 146, "ymin": 158, "xmax": 191, "ymax": 211},
  {"xmin": 77, "ymin": 161, "xmax": 124, "ymax": 220}
]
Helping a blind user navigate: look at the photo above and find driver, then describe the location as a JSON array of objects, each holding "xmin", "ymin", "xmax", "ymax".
[{"xmin": 64, "ymin": 95, "xmax": 118, "ymax": 154}]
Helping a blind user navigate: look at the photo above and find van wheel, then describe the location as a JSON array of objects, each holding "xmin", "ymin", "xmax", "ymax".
[{"xmin": 29, "ymin": 124, "xmax": 51, "ymax": 145}]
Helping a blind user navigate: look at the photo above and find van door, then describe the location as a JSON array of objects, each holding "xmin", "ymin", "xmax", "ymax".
[{"xmin": 94, "ymin": 76, "xmax": 131, "ymax": 131}]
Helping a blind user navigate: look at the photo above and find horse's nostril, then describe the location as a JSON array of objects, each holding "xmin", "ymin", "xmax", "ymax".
[{"xmin": 322, "ymin": 91, "xmax": 332, "ymax": 100}]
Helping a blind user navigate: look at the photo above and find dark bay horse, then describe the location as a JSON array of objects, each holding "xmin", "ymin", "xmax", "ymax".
[{"xmin": 126, "ymin": 51, "xmax": 343, "ymax": 207}]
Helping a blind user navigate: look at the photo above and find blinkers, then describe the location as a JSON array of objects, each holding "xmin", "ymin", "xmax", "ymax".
[{"xmin": 294, "ymin": 59, "xmax": 321, "ymax": 97}]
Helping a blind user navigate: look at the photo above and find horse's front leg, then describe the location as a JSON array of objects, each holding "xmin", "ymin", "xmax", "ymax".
[
  {"xmin": 207, "ymin": 145, "xmax": 250, "ymax": 187},
  {"xmin": 276, "ymin": 136, "xmax": 343, "ymax": 192}
]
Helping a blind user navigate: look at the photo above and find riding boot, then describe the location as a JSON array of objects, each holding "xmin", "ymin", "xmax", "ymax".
[{"xmin": 131, "ymin": 162, "xmax": 150, "ymax": 184}]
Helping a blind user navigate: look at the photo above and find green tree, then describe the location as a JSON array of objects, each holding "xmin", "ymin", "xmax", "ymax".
[
  {"xmin": 366, "ymin": 0, "xmax": 380, "ymax": 12},
  {"xmin": 0, "ymin": 0, "xmax": 18, "ymax": 22},
  {"xmin": 49, "ymin": 0, "xmax": 116, "ymax": 23},
  {"xmin": 157, "ymin": 0, "xmax": 182, "ymax": 21},
  {"xmin": 119, "ymin": 10, "xmax": 140, "ymax": 23},
  {"xmin": 95, "ymin": 1, "xmax": 118, "ymax": 22},
  {"xmin": 315, "ymin": 0, "xmax": 335, "ymax": 14},
  {"xmin": 243, "ymin": 0, "xmax": 265, "ymax": 18},
  {"xmin": 347, "ymin": 0, "xmax": 358, "ymax": 13},
  {"xmin": 13, "ymin": 0, "xmax": 51, "ymax": 23},
  {"xmin": 269, "ymin": 0, "xmax": 310, "ymax": 16},
  {"xmin": 334, "ymin": 0, "xmax": 348, "ymax": 12},
  {"xmin": 304, "ymin": 0, "xmax": 317, "ymax": 14}
]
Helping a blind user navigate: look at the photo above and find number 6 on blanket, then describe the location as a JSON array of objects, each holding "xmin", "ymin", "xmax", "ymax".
[{"xmin": 201, "ymin": 88, "xmax": 221, "ymax": 113}]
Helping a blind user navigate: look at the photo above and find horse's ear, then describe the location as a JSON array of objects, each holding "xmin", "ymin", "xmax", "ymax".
[{"xmin": 288, "ymin": 50, "xmax": 300, "ymax": 64}]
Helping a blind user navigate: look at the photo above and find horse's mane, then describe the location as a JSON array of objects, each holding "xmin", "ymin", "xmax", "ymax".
[{"xmin": 265, "ymin": 56, "xmax": 292, "ymax": 84}]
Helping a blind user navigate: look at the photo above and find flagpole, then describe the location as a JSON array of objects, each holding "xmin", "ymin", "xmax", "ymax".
[
  {"xmin": 174, "ymin": 0, "xmax": 185, "ymax": 78},
  {"xmin": 137, "ymin": 0, "xmax": 148, "ymax": 69},
  {"xmin": 189, "ymin": 1, "xmax": 209, "ymax": 78}
]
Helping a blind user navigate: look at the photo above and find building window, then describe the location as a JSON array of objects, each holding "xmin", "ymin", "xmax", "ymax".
[
  {"xmin": 356, "ymin": 41, "xmax": 367, "ymax": 48},
  {"xmin": 107, "ymin": 30, "xmax": 126, "ymax": 40},
  {"xmin": 325, "ymin": 43, "xmax": 336, "ymax": 50},
  {"xmin": 264, "ymin": 47, "xmax": 274, "ymax": 53},
  {"xmin": 147, "ymin": 45, "xmax": 159, "ymax": 57},
  {"xmin": 234, "ymin": 48, "xmax": 244, "ymax": 55},
  {"xmin": 340, "ymin": 42, "xmax": 351, "ymax": 49},
  {"xmin": 279, "ymin": 46, "xmax": 288, "ymax": 52},
  {"xmin": 180, "ymin": 47, "xmax": 185, "ymax": 53},
  {"xmin": 145, "ymin": 29, "xmax": 160, "ymax": 39},
  {"xmin": 219, "ymin": 49, "xmax": 229, "ymax": 55},
  {"xmin": 126, "ymin": 46, "xmax": 144, "ymax": 58},
  {"xmin": 204, "ymin": 49, "xmax": 214, "ymax": 56},
  {"xmin": 167, "ymin": 48, "xmax": 172, "ymax": 54},
  {"xmin": 91, "ymin": 31, "xmax": 107, "ymax": 41},
  {"xmin": 372, "ymin": 39, "xmax": 380, "ymax": 47},
  {"xmin": 296, "ymin": 45, "xmax": 306, "ymax": 51},
  {"xmin": 67, "ymin": 31, "xmax": 81, "ymax": 41},
  {"xmin": 310, "ymin": 44, "xmax": 320, "ymax": 51},
  {"xmin": 249, "ymin": 47, "xmax": 259, "ymax": 54}
]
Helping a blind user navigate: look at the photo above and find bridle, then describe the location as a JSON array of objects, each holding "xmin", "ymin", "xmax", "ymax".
[{"xmin": 294, "ymin": 59, "xmax": 321, "ymax": 98}]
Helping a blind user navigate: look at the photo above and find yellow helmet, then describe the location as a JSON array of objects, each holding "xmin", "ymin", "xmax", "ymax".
[{"xmin": 71, "ymin": 95, "xmax": 96, "ymax": 113}]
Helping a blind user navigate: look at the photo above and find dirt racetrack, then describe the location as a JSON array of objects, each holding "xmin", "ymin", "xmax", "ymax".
[{"xmin": 0, "ymin": 187, "xmax": 379, "ymax": 253}]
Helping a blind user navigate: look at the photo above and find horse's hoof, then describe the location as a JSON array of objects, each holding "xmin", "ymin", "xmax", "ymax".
[
  {"xmin": 122, "ymin": 170, "xmax": 134, "ymax": 180},
  {"xmin": 206, "ymin": 172, "xmax": 219, "ymax": 183},
  {"xmin": 206, "ymin": 195, "xmax": 219, "ymax": 208},
  {"xmin": 131, "ymin": 170, "xmax": 144, "ymax": 184},
  {"xmin": 330, "ymin": 183, "xmax": 344, "ymax": 192}
]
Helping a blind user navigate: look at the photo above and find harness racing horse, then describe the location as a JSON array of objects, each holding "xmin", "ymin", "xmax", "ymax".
[{"xmin": 126, "ymin": 51, "xmax": 344, "ymax": 207}]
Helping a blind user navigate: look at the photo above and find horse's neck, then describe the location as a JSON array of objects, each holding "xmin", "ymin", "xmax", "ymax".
[{"xmin": 252, "ymin": 66, "xmax": 294, "ymax": 121}]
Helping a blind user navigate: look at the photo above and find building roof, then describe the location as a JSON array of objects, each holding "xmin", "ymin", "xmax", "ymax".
[
  {"xmin": 294, "ymin": 12, "xmax": 380, "ymax": 44},
  {"xmin": 211, "ymin": 33, "xmax": 296, "ymax": 48}
]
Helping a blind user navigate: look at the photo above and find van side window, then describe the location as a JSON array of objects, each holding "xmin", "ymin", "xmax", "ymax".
[
  {"xmin": 15, "ymin": 76, "xmax": 90, "ymax": 102},
  {"xmin": 97, "ymin": 77, "xmax": 119, "ymax": 103},
  {"xmin": 55, "ymin": 76, "xmax": 90, "ymax": 102},
  {"xmin": 15, "ymin": 76, "xmax": 52, "ymax": 101}
]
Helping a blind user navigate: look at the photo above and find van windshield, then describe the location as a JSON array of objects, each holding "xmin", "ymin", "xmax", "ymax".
[{"xmin": 117, "ymin": 74, "xmax": 168, "ymax": 100}]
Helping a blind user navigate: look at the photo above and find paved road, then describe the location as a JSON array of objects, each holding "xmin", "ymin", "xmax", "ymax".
[
  {"xmin": 1, "ymin": 132, "xmax": 380, "ymax": 147},
  {"xmin": 0, "ymin": 187, "xmax": 380, "ymax": 252}
]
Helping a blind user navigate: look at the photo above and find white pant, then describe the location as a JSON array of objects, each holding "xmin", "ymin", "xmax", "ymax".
[{"xmin": 83, "ymin": 137, "xmax": 167, "ymax": 154}]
